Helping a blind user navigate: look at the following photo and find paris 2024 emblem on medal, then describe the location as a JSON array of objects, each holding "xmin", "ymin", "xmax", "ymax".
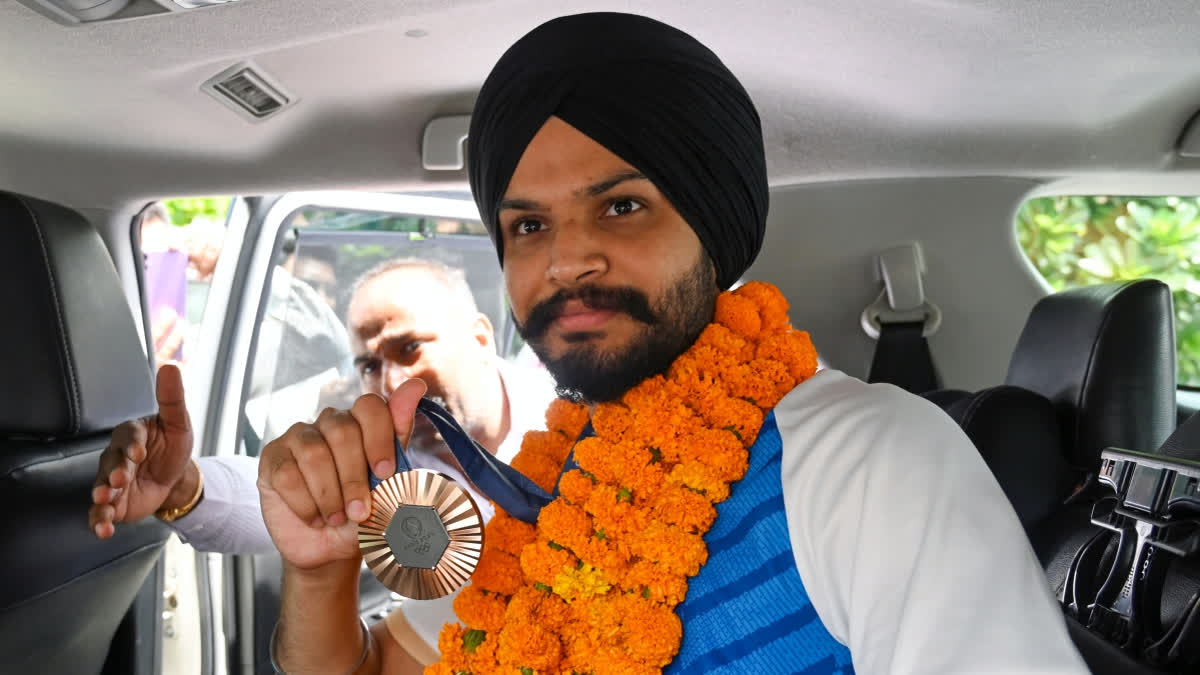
[{"xmin": 358, "ymin": 467, "xmax": 484, "ymax": 600}]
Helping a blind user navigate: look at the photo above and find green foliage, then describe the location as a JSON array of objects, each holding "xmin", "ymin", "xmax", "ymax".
[
  {"xmin": 163, "ymin": 197, "xmax": 232, "ymax": 226},
  {"xmin": 1017, "ymin": 195, "xmax": 1200, "ymax": 386}
]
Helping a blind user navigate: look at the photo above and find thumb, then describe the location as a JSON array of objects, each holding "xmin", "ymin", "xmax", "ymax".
[
  {"xmin": 156, "ymin": 363, "xmax": 191, "ymax": 434},
  {"xmin": 387, "ymin": 378, "xmax": 427, "ymax": 449}
]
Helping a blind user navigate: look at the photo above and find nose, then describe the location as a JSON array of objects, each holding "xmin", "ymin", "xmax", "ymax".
[
  {"xmin": 382, "ymin": 359, "xmax": 411, "ymax": 396},
  {"xmin": 546, "ymin": 219, "xmax": 608, "ymax": 285}
]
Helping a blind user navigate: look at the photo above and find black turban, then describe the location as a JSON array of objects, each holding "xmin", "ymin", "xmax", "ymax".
[{"xmin": 467, "ymin": 12, "xmax": 768, "ymax": 290}]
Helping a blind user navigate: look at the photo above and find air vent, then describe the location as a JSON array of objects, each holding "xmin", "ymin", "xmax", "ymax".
[{"xmin": 202, "ymin": 63, "xmax": 295, "ymax": 122}]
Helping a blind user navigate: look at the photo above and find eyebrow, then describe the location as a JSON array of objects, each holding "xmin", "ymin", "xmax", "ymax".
[
  {"xmin": 583, "ymin": 170, "xmax": 648, "ymax": 197},
  {"xmin": 351, "ymin": 329, "xmax": 420, "ymax": 366},
  {"xmin": 498, "ymin": 170, "xmax": 649, "ymax": 211}
]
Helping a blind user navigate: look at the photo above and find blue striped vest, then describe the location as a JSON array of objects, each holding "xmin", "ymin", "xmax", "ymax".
[
  {"xmin": 665, "ymin": 412, "xmax": 854, "ymax": 674},
  {"xmin": 560, "ymin": 413, "xmax": 854, "ymax": 674}
]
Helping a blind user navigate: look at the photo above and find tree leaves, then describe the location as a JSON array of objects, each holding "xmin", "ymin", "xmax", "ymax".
[{"xmin": 1019, "ymin": 195, "xmax": 1200, "ymax": 385}]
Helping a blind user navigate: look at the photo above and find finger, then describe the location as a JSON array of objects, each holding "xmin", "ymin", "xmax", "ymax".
[
  {"xmin": 351, "ymin": 393, "xmax": 401, "ymax": 483},
  {"xmin": 291, "ymin": 426, "xmax": 347, "ymax": 524},
  {"xmin": 155, "ymin": 324, "xmax": 184, "ymax": 365},
  {"xmin": 90, "ymin": 503, "xmax": 116, "ymax": 539},
  {"xmin": 387, "ymin": 377, "xmax": 427, "ymax": 453},
  {"xmin": 317, "ymin": 408, "xmax": 371, "ymax": 523},
  {"xmin": 270, "ymin": 457, "xmax": 323, "ymax": 526},
  {"xmin": 151, "ymin": 309, "xmax": 177, "ymax": 350},
  {"xmin": 92, "ymin": 429, "xmax": 143, "ymax": 493},
  {"xmin": 155, "ymin": 364, "xmax": 192, "ymax": 435},
  {"xmin": 108, "ymin": 464, "xmax": 134, "ymax": 490}
]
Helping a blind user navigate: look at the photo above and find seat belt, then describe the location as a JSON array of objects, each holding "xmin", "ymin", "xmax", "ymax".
[{"xmin": 862, "ymin": 243, "xmax": 942, "ymax": 394}]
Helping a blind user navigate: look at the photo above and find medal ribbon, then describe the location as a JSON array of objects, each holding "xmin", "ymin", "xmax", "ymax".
[{"xmin": 367, "ymin": 397, "xmax": 555, "ymax": 524}]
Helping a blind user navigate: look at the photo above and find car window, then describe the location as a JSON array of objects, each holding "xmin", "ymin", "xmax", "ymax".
[
  {"xmin": 136, "ymin": 197, "xmax": 237, "ymax": 372},
  {"xmin": 240, "ymin": 203, "xmax": 519, "ymax": 455},
  {"xmin": 1017, "ymin": 195, "xmax": 1200, "ymax": 387}
]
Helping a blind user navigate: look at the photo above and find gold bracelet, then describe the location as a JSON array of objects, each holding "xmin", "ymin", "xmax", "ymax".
[{"xmin": 155, "ymin": 460, "xmax": 204, "ymax": 522}]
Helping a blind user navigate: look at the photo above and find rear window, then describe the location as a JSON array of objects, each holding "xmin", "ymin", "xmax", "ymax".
[{"xmin": 1016, "ymin": 195, "xmax": 1200, "ymax": 387}]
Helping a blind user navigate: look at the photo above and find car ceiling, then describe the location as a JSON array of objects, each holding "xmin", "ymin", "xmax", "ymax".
[
  {"xmin": 4, "ymin": 0, "xmax": 1200, "ymax": 390},
  {"xmin": 4, "ymin": 0, "xmax": 1200, "ymax": 210}
]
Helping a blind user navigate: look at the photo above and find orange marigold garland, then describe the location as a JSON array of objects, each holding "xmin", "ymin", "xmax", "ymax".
[{"xmin": 425, "ymin": 282, "xmax": 817, "ymax": 675}]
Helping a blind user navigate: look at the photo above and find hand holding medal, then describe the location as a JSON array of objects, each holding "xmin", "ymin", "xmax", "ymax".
[
  {"xmin": 357, "ymin": 401, "xmax": 485, "ymax": 600},
  {"xmin": 359, "ymin": 397, "xmax": 555, "ymax": 599}
]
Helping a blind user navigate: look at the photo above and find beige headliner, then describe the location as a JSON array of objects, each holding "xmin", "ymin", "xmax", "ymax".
[{"xmin": 3, "ymin": 0, "xmax": 1200, "ymax": 209}]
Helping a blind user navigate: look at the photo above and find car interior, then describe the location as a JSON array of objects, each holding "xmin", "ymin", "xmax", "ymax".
[{"xmin": 4, "ymin": 1, "xmax": 1200, "ymax": 674}]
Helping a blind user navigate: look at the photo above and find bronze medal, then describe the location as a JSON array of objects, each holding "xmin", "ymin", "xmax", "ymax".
[{"xmin": 358, "ymin": 468, "xmax": 484, "ymax": 600}]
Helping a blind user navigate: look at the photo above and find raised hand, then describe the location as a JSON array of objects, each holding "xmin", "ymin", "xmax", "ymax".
[
  {"xmin": 90, "ymin": 364, "xmax": 195, "ymax": 538},
  {"xmin": 257, "ymin": 378, "xmax": 425, "ymax": 571}
]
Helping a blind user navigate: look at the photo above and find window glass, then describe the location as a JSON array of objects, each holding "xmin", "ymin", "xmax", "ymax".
[
  {"xmin": 1017, "ymin": 195, "xmax": 1200, "ymax": 386},
  {"xmin": 137, "ymin": 197, "xmax": 235, "ymax": 371},
  {"xmin": 241, "ymin": 205, "xmax": 524, "ymax": 454}
]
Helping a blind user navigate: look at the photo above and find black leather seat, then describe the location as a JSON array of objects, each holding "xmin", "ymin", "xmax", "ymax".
[
  {"xmin": 927, "ymin": 280, "xmax": 1178, "ymax": 537},
  {"xmin": 0, "ymin": 192, "xmax": 166, "ymax": 674}
]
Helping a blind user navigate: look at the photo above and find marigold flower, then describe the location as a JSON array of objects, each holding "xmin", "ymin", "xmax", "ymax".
[
  {"xmin": 506, "ymin": 585, "xmax": 571, "ymax": 631},
  {"xmin": 545, "ymin": 398, "xmax": 590, "ymax": 438},
  {"xmin": 668, "ymin": 461, "xmax": 732, "ymax": 502},
  {"xmin": 629, "ymin": 522, "xmax": 708, "ymax": 577},
  {"xmin": 496, "ymin": 622, "xmax": 562, "ymax": 672},
  {"xmin": 519, "ymin": 429, "xmax": 574, "ymax": 465},
  {"xmin": 465, "ymin": 632, "xmax": 501, "ymax": 672},
  {"xmin": 734, "ymin": 280, "xmax": 790, "ymax": 332},
  {"xmin": 509, "ymin": 448, "xmax": 564, "ymax": 493},
  {"xmin": 552, "ymin": 562, "xmax": 612, "ymax": 602},
  {"xmin": 687, "ymin": 428, "xmax": 750, "ymax": 482},
  {"xmin": 700, "ymin": 396, "xmax": 764, "ymax": 448},
  {"xmin": 536, "ymin": 500, "xmax": 592, "ymax": 551},
  {"xmin": 453, "ymin": 583, "xmax": 509, "ymax": 632},
  {"xmin": 518, "ymin": 539, "xmax": 576, "ymax": 587},
  {"xmin": 715, "ymin": 292, "xmax": 762, "ymax": 338},
  {"xmin": 583, "ymin": 484, "xmax": 645, "ymax": 539},
  {"xmin": 615, "ymin": 594, "xmax": 684, "ymax": 665},
  {"xmin": 556, "ymin": 468, "xmax": 597, "ymax": 505},
  {"xmin": 484, "ymin": 511, "xmax": 537, "ymax": 556},
  {"xmin": 472, "ymin": 550, "xmax": 524, "ymax": 596},
  {"xmin": 591, "ymin": 402, "xmax": 633, "ymax": 440},
  {"xmin": 756, "ymin": 330, "xmax": 819, "ymax": 381},
  {"xmin": 435, "ymin": 623, "xmax": 470, "ymax": 671},
  {"xmin": 650, "ymin": 486, "xmax": 717, "ymax": 533},
  {"xmin": 578, "ymin": 535, "xmax": 632, "ymax": 577},
  {"xmin": 621, "ymin": 559, "xmax": 689, "ymax": 607},
  {"xmin": 696, "ymin": 322, "xmax": 752, "ymax": 358},
  {"xmin": 571, "ymin": 437, "xmax": 620, "ymax": 483}
]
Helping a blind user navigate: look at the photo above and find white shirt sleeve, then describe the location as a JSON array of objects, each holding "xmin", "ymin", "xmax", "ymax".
[
  {"xmin": 776, "ymin": 370, "xmax": 1088, "ymax": 674},
  {"xmin": 167, "ymin": 455, "xmax": 276, "ymax": 555}
]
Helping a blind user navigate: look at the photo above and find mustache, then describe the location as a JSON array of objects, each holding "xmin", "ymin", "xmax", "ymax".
[{"xmin": 518, "ymin": 285, "xmax": 659, "ymax": 341}]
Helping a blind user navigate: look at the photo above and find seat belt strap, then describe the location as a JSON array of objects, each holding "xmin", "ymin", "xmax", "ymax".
[
  {"xmin": 862, "ymin": 243, "xmax": 943, "ymax": 393},
  {"xmin": 868, "ymin": 321, "xmax": 940, "ymax": 393}
]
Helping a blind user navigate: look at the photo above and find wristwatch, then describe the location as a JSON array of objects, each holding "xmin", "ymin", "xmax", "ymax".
[{"xmin": 155, "ymin": 461, "xmax": 205, "ymax": 523}]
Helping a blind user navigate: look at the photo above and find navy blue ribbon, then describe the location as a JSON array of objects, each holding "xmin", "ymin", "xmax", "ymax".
[{"xmin": 368, "ymin": 397, "xmax": 556, "ymax": 524}]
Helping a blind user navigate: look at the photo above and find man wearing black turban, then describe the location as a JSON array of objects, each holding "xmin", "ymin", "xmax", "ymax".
[{"xmin": 264, "ymin": 13, "xmax": 1087, "ymax": 675}]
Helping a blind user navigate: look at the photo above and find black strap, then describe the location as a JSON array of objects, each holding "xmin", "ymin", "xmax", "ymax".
[{"xmin": 867, "ymin": 321, "xmax": 940, "ymax": 394}]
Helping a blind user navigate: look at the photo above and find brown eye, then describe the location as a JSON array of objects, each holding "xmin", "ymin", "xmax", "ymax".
[
  {"xmin": 513, "ymin": 219, "xmax": 544, "ymax": 236},
  {"xmin": 606, "ymin": 199, "xmax": 643, "ymax": 217}
]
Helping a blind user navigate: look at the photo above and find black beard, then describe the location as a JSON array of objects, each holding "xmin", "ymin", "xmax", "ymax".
[{"xmin": 515, "ymin": 255, "xmax": 718, "ymax": 403}]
